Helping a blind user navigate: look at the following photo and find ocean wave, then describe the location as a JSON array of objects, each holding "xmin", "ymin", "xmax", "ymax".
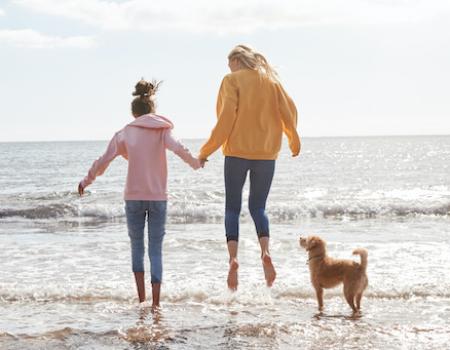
[
  {"xmin": 0, "ymin": 324, "xmax": 274, "ymax": 343},
  {"xmin": 277, "ymin": 290, "xmax": 450, "ymax": 300},
  {"xmin": 0, "ymin": 331, "xmax": 16, "ymax": 340},
  {"xmin": 0, "ymin": 204, "xmax": 78, "ymax": 220},
  {"xmin": 0, "ymin": 292, "xmax": 132, "ymax": 304},
  {"xmin": 2, "ymin": 288, "xmax": 450, "ymax": 305},
  {"xmin": 1, "ymin": 200, "xmax": 449, "ymax": 223},
  {"xmin": 0, "ymin": 327, "xmax": 120, "ymax": 341}
]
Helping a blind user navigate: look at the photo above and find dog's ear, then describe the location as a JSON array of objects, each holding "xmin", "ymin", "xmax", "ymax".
[{"xmin": 307, "ymin": 237, "xmax": 318, "ymax": 250}]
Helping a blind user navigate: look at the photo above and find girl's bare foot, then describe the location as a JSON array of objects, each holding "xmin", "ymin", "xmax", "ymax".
[
  {"xmin": 262, "ymin": 254, "xmax": 276, "ymax": 287},
  {"xmin": 151, "ymin": 304, "xmax": 162, "ymax": 315},
  {"xmin": 227, "ymin": 258, "xmax": 239, "ymax": 291}
]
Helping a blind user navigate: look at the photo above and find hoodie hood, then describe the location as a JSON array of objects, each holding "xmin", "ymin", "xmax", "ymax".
[{"xmin": 127, "ymin": 113, "xmax": 173, "ymax": 130}]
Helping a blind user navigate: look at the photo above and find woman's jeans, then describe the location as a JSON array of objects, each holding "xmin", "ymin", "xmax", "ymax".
[
  {"xmin": 125, "ymin": 200, "xmax": 167, "ymax": 283},
  {"xmin": 224, "ymin": 156, "xmax": 275, "ymax": 242}
]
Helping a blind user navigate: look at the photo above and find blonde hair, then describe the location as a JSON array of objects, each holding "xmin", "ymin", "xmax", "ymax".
[{"xmin": 228, "ymin": 44, "xmax": 279, "ymax": 82}]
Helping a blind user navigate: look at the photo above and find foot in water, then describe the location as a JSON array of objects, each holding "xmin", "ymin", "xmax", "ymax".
[
  {"xmin": 227, "ymin": 258, "xmax": 239, "ymax": 291},
  {"xmin": 262, "ymin": 254, "xmax": 276, "ymax": 287}
]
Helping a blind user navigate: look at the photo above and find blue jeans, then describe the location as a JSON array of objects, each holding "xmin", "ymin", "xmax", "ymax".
[
  {"xmin": 125, "ymin": 200, "xmax": 167, "ymax": 283},
  {"xmin": 224, "ymin": 156, "xmax": 275, "ymax": 241}
]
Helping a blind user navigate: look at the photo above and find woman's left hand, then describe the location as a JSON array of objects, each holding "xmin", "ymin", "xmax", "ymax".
[
  {"xmin": 292, "ymin": 143, "xmax": 301, "ymax": 157},
  {"xmin": 199, "ymin": 159, "xmax": 208, "ymax": 168}
]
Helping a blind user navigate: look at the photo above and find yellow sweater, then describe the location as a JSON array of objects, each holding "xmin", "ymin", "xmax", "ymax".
[{"xmin": 199, "ymin": 69, "xmax": 301, "ymax": 160}]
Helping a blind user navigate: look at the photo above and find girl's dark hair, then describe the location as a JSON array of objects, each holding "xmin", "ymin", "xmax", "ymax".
[{"xmin": 131, "ymin": 78, "xmax": 162, "ymax": 116}]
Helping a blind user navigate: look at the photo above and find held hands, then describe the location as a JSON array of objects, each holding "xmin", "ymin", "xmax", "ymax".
[{"xmin": 193, "ymin": 158, "xmax": 207, "ymax": 170}]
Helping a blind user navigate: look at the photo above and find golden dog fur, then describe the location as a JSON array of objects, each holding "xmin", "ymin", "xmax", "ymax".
[{"xmin": 299, "ymin": 236, "xmax": 368, "ymax": 313}]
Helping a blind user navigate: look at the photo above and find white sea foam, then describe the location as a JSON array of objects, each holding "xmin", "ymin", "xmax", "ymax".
[{"xmin": 0, "ymin": 195, "xmax": 449, "ymax": 223}]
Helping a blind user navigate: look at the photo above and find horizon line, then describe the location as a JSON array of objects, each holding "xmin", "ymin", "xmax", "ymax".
[{"xmin": 1, "ymin": 133, "xmax": 449, "ymax": 144}]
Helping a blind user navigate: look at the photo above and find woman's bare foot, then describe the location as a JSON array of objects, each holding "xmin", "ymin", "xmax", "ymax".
[
  {"xmin": 262, "ymin": 254, "xmax": 276, "ymax": 287},
  {"xmin": 227, "ymin": 258, "xmax": 239, "ymax": 291}
]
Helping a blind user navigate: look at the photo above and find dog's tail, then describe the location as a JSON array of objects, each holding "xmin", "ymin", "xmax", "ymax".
[{"xmin": 352, "ymin": 248, "xmax": 368, "ymax": 271}]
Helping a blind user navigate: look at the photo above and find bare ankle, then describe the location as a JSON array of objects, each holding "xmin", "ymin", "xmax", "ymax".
[
  {"xmin": 262, "ymin": 253, "xmax": 271, "ymax": 261},
  {"xmin": 261, "ymin": 248, "xmax": 270, "ymax": 256},
  {"xmin": 229, "ymin": 257, "xmax": 238, "ymax": 263},
  {"xmin": 134, "ymin": 272, "xmax": 146, "ymax": 303}
]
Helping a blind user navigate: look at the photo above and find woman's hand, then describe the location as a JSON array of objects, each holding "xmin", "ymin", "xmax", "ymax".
[
  {"xmin": 292, "ymin": 142, "xmax": 301, "ymax": 157},
  {"xmin": 199, "ymin": 159, "xmax": 208, "ymax": 168},
  {"xmin": 78, "ymin": 182, "xmax": 85, "ymax": 196}
]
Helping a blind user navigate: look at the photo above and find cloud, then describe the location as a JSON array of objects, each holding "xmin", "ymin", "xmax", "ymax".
[
  {"xmin": 12, "ymin": 0, "xmax": 450, "ymax": 34},
  {"xmin": 0, "ymin": 8, "xmax": 5, "ymax": 16},
  {"xmin": 0, "ymin": 29, "xmax": 95, "ymax": 48}
]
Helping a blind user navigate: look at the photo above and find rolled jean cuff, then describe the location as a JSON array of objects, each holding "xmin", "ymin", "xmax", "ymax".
[
  {"xmin": 151, "ymin": 276, "xmax": 162, "ymax": 284},
  {"xmin": 226, "ymin": 234, "xmax": 239, "ymax": 242},
  {"xmin": 257, "ymin": 231, "xmax": 270, "ymax": 238}
]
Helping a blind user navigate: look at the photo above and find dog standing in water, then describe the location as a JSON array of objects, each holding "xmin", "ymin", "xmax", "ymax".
[{"xmin": 299, "ymin": 236, "xmax": 368, "ymax": 313}]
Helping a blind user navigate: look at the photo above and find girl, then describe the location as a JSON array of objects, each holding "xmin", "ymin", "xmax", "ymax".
[
  {"xmin": 199, "ymin": 45, "xmax": 301, "ymax": 291},
  {"xmin": 78, "ymin": 79, "xmax": 201, "ymax": 308}
]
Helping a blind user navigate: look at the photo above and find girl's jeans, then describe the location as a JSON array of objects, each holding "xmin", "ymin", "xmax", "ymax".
[{"xmin": 125, "ymin": 200, "xmax": 167, "ymax": 283}]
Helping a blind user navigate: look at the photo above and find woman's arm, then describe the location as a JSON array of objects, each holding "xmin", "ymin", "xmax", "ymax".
[
  {"xmin": 198, "ymin": 75, "xmax": 238, "ymax": 160},
  {"xmin": 277, "ymin": 84, "xmax": 301, "ymax": 156}
]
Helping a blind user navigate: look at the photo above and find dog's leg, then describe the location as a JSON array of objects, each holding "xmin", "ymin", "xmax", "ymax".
[
  {"xmin": 314, "ymin": 286, "xmax": 324, "ymax": 311},
  {"xmin": 356, "ymin": 276, "xmax": 368, "ymax": 311},
  {"xmin": 355, "ymin": 293, "xmax": 363, "ymax": 310},
  {"xmin": 344, "ymin": 284, "xmax": 357, "ymax": 312}
]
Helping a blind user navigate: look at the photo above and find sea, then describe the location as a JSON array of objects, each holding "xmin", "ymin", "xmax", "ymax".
[{"xmin": 0, "ymin": 136, "xmax": 449, "ymax": 349}]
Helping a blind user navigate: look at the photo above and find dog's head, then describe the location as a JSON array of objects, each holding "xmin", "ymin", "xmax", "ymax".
[{"xmin": 299, "ymin": 236, "xmax": 326, "ymax": 256}]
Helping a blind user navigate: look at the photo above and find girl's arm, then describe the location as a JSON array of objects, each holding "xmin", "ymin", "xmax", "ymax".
[
  {"xmin": 79, "ymin": 131, "xmax": 126, "ymax": 190},
  {"xmin": 164, "ymin": 130, "xmax": 201, "ymax": 170}
]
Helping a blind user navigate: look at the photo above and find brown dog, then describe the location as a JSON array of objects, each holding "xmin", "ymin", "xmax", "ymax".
[{"xmin": 299, "ymin": 236, "xmax": 368, "ymax": 313}]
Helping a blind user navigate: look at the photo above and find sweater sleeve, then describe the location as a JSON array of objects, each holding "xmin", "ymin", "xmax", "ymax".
[
  {"xmin": 164, "ymin": 130, "xmax": 201, "ymax": 170},
  {"xmin": 199, "ymin": 74, "xmax": 238, "ymax": 160},
  {"xmin": 80, "ymin": 131, "xmax": 126, "ymax": 188},
  {"xmin": 277, "ymin": 83, "xmax": 301, "ymax": 156}
]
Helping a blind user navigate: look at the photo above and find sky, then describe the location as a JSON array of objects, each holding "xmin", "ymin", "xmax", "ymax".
[{"xmin": 0, "ymin": 0, "xmax": 449, "ymax": 142}]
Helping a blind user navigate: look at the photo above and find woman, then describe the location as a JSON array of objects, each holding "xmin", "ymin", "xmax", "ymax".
[
  {"xmin": 78, "ymin": 79, "xmax": 201, "ymax": 308},
  {"xmin": 199, "ymin": 45, "xmax": 301, "ymax": 291}
]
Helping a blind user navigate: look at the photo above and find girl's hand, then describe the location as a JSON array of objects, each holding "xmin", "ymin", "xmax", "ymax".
[
  {"xmin": 78, "ymin": 182, "xmax": 85, "ymax": 196},
  {"xmin": 199, "ymin": 159, "xmax": 208, "ymax": 168}
]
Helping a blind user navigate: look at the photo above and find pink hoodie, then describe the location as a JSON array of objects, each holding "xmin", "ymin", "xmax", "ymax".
[{"xmin": 81, "ymin": 114, "xmax": 200, "ymax": 200}]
